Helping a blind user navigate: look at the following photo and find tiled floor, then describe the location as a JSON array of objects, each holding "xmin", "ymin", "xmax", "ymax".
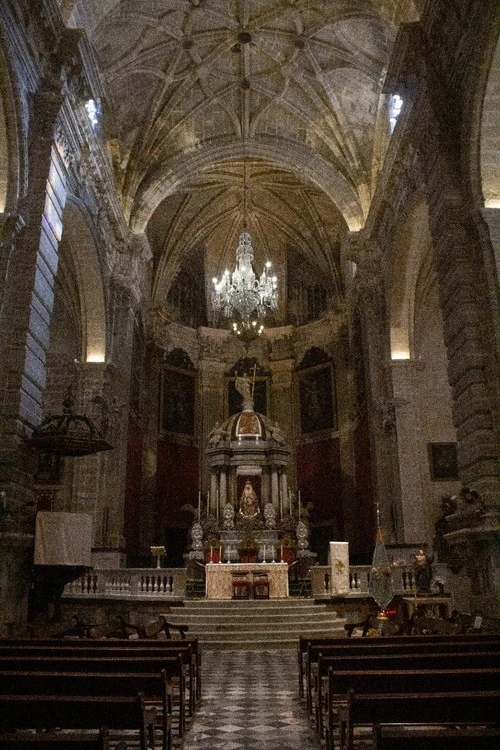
[{"xmin": 182, "ymin": 649, "xmax": 321, "ymax": 750}]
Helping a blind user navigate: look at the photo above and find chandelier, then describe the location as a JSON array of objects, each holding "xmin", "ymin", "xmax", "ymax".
[{"xmin": 211, "ymin": 163, "xmax": 278, "ymax": 335}]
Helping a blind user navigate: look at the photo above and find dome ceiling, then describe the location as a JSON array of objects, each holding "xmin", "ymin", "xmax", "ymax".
[{"xmin": 65, "ymin": 0, "xmax": 420, "ymax": 312}]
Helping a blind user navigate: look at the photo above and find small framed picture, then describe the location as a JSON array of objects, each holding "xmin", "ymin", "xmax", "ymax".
[{"xmin": 428, "ymin": 442, "xmax": 459, "ymax": 481}]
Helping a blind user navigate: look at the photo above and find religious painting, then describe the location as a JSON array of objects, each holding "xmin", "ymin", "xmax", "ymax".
[
  {"xmin": 428, "ymin": 442, "xmax": 459, "ymax": 481},
  {"xmin": 228, "ymin": 376, "xmax": 268, "ymax": 416},
  {"xmin": 160, "ymin": 365, "xmax": 196, "ymax": 436},
  {"xmin": 297, "ymin": 363, "xmax": 336, "ymax": 435}
]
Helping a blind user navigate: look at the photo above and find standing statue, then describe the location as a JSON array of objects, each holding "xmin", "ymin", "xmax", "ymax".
[
  {"xmin": 235, "ymin": 373, "xmax": 254, "ymax": 411},
  {"xmin": 413, "ymin": 548, "xmax": 433, "ymax": 593},
  {"xmin": 239, "ymin": 480, "xmax": 260, "ymax": 518}
]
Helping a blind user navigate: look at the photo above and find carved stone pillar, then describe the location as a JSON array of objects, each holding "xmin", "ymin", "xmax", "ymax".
[
  {"xmin": 271, "ymin": 469, "xmax": 279, "ymax": 513},
  {"xmin": 350, "ymin": 239, "xmax": 403, "ymax": 543},
  {"xmin": 391, "ymin": 360, "xmax": 427, "ymax": 543},
  {"xmin": 0, "ymin": 85, "xmax": 65, "ymax": 636}
]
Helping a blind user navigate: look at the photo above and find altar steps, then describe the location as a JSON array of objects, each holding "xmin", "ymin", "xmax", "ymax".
[{"xmin": 164, "ymin": 599, "xmax": 346, "ymax": 649}]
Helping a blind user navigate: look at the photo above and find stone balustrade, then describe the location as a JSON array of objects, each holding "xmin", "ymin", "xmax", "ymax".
[
  {"xmin": 62, "ymin": 562, "xmax": 444, "ymax": 602},
  {"xmin": 64, "ymin": 568, "xmax": 187, "ymax": 599}
]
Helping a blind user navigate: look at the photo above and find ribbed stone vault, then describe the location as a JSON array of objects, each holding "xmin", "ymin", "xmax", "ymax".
[{"xmin": 62, "ymin": 0, "xmax": 421, "ymax": 307}]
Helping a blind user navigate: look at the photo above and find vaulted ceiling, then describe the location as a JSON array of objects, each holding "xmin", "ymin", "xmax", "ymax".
[{"xmin": 65, "ymin": 0, "xmax": 421, "ymax": 317}]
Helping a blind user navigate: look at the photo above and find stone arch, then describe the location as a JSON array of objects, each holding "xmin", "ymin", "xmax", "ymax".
[
  {"xmin": 0, "ymin": 38, "xmax": 22, "ymax": 212},
  {"xmin": 467, "ymin": 26, "xmax": 500, "ymax": 208},
  {"xmin": 129, "ymin": 139, "xmax": 365, "ymax": 234},
  {"xmin": 387, "ymin": 197, "xmax": 431, "ymax": 360},
  {"xmin": 60, "ymin": 201, "xmax": 107, "ymax": 362}
]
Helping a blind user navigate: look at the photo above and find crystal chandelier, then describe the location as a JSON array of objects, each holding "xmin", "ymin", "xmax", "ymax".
[{"xmin": 211, "ymin": 163, "xmax": 278, "ymax": 334}]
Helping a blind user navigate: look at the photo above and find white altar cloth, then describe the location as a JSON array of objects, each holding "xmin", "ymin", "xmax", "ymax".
[{"xmin": 205, "ymin": 562, "xmax": 289, "ymax": 599}]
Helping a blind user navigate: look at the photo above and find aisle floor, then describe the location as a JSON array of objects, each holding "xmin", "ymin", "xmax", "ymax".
[{"xmin": 181, "ymin": 649, "xmax": 321, "ymax": 750}]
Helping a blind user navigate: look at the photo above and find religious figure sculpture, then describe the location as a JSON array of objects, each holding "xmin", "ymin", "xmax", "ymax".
[
  {"xmin": 413, "ymin": 548, "xmax": 433, "ymax": 593},
  {"xmin": 235, "ymin": 373, "xmax": 254, "ymax": 411},
  {"xmin": 207, "ymin": 422, "xmax": 227, "ymax": 446},
  {"xmin": 264, "ymin": 501, "xmax": 276, "ymax": 529},
  {"xmin": 239, "ymin": 480, "xmax": 260, "ymax": 518},
  {"xmin": 222, "ymin": 502, "xmax": 235, "ymax": 530}
]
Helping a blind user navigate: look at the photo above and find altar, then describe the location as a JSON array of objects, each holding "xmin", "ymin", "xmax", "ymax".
[{"xmin": 205, "ymin": 562, "xmax": 289, "ymax": 599}]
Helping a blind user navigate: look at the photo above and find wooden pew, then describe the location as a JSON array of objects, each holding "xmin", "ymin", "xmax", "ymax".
[
  {"xmin": 0, "ymin": 693, "xmax": 156, "ymax": 750},
  {"xmin": 307, "ymin": 646, "xmax": 500, "ymax": 717},
  {"xmin": 0, "ymin": 654, "xmax": 186, "ymax": 739},
  {"xmin": 324, "ymin": 667, "xmax": 500, "ymax": 747},
  {"xmin": 0, "ymin": 638, "xmax": 201, "ymax": 710},
  {"xmin": 337, "ymin": 689, "xmax": 500, "ymax": 750},
  {"xmin": 0, "ymin": 670, "xmax": 172, "ymax": 750},
  {"xmin": 310, "ymin": 649, "xmax": 500, "ymax": 731},
  {"xmin": 298, "ymin": 633, "xmax": 500, "ymax": 699},
  {"xmin": 372, "ymin": 722, "xmax": 500, "ymax": 749},
  {"xmin": 0, "ymin": 727, "xmax": 111, "ymax": 750}
]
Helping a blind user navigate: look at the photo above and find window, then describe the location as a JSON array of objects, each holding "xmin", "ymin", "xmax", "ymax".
[
  {"xmin": 85, "ymin": 99, "xmax": 100, "ymax": 131},
  {"xmin": 389, "ymin": 94, "xmax": 403, "ymax": 133}
]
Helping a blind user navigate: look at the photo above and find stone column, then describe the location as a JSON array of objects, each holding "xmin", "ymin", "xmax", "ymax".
[
  {"xmin": 391, "ymin": 360, "xmax": 427, "ymax": 543},
  {"xmin": 349, "ymin": 237, "xmax": 403, "ymax": 543},
  {"xmin": 280, "ymin": 472, "xmax": 288, "ymax": 517},
  {"xmin": 271, "ymin": 469, "xmax": 279, "ymax": 515},
  {"xmin": 269, "ymin": 358, "xmax": 295, "ymax": 484},
  {"xmin": 210, "ymin": 473, "xmax": 217, "ymax": 516},
  {"xmin": 219, "ymin": 469, "xmax": 227, "ymax": 514},
  {"xmin": 0, "ymin": 85, "xmax": 65, "ymax": 636}
]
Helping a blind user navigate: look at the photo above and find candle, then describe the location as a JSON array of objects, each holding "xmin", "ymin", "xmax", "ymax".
[
  {"xmin": 219, "ymin": 545, "xmax": 222, "ymax": 562},
  {"xmin": 298, "ymin": 489, "xmax": 301, "ymax": 520},
  {"xmin": 210, "ymin": 545, "xmax": 213, "ymax": 562},
  {"xmin": 198, "ymin": 491, "xmax": 201, "ymax": 521},
  {"xmin": 280, "ymin": 544, "xmax": 283, "ymax": 561},
  {"xmin": 262, "ymin": 544, "xmax": 266, "ymax": 562},
  {"xmin": 289, "ymin": 489, "xmax": 292, "ymax": 516}
]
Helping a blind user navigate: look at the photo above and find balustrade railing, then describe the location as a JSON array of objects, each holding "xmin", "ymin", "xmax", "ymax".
[
  {"xmin": 310, "ymin": 564, "xmax": 420, "ymax": 598},
  {"xmin": 65, "ymin": 563, "xmax": 440, "ymax": 601},
  {"xmin": 64, "ymin": 568, "xmax": 187, "ymax": 599}
]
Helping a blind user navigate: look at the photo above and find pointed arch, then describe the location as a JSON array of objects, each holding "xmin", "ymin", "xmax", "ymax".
[{"xmin": 60, "ymin": 201, "xmax": 107, "ymax": 362}]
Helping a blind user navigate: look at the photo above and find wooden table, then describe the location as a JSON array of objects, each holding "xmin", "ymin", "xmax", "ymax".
[
  {"xmin": 403, "ymin": 596, "xmax": 453, "ymax": 619},
  {"xmin": 205, "ymin": 562, "xmax": 289, "ymax": 599}
]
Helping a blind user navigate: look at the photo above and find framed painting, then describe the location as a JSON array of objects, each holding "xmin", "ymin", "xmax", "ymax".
[
  {"xmin": 428, "ymin": 442, "xmax": 459, "ymax": 481},
  {"xmin": 297, "ymin": 363, "xmax": 336, "ymax": 435},
  {"xmin": 160, "ymin": 365, "xmax": 196, "ymax": 436}
]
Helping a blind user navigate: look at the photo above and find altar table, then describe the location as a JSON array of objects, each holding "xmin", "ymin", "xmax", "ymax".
[{"xmin": 205, "ymin": 562, "xmax": 289, "ymax": 599}]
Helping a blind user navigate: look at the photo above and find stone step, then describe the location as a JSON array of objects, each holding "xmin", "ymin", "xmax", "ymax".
[{"xmin": 162, "ymin": 599, "xmax": 346, "ymax": 649}]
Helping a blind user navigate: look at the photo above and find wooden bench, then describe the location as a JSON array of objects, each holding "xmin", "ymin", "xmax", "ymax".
[
  {"xmin": 306, "ymin": 644, "xmax": 500, "ymax": 717},
  {"xmin": 337, "ymin": 689, "xmax": 500, "ymax": 750},
  {"xmin": 0, "ymin": 728, "xmax": 111, "ymax": 750},
  {"xmin": 0, "ymin": 637, "xmax": 201, "ymax": 708},
  {"xmin": 324, "ymin": 667, "xmax": 500, "ymax": 747},
  {"xmin": 372, "ymin": 722, "xmax": 500, "ymax": 749},
  {"xmin": 0, "ymin": 693, "xmax": 155, "ymax": 750},
  {"xmin": 298, "ymin": 633, "xmax": 500, "ymax": 699},
  {"xmin": 0, "ymin": 670, "xmax": 172, "ymax": 750},
  {"xmin": 311, "ymin": 649, "xmax": 500, "ymax": 733},
  {"xmin": 0, "ymin": 654, "xmax": 186, "ymax": 739}
]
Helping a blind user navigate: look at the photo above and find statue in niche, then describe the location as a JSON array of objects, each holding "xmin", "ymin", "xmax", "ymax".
[
  {"xmin": 239, "ymin": 480, "xmax": 260, "ymax": 518},
  {"xmin": 235, "ymin": 373, "xmax": 254, "ymax": 411}
]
